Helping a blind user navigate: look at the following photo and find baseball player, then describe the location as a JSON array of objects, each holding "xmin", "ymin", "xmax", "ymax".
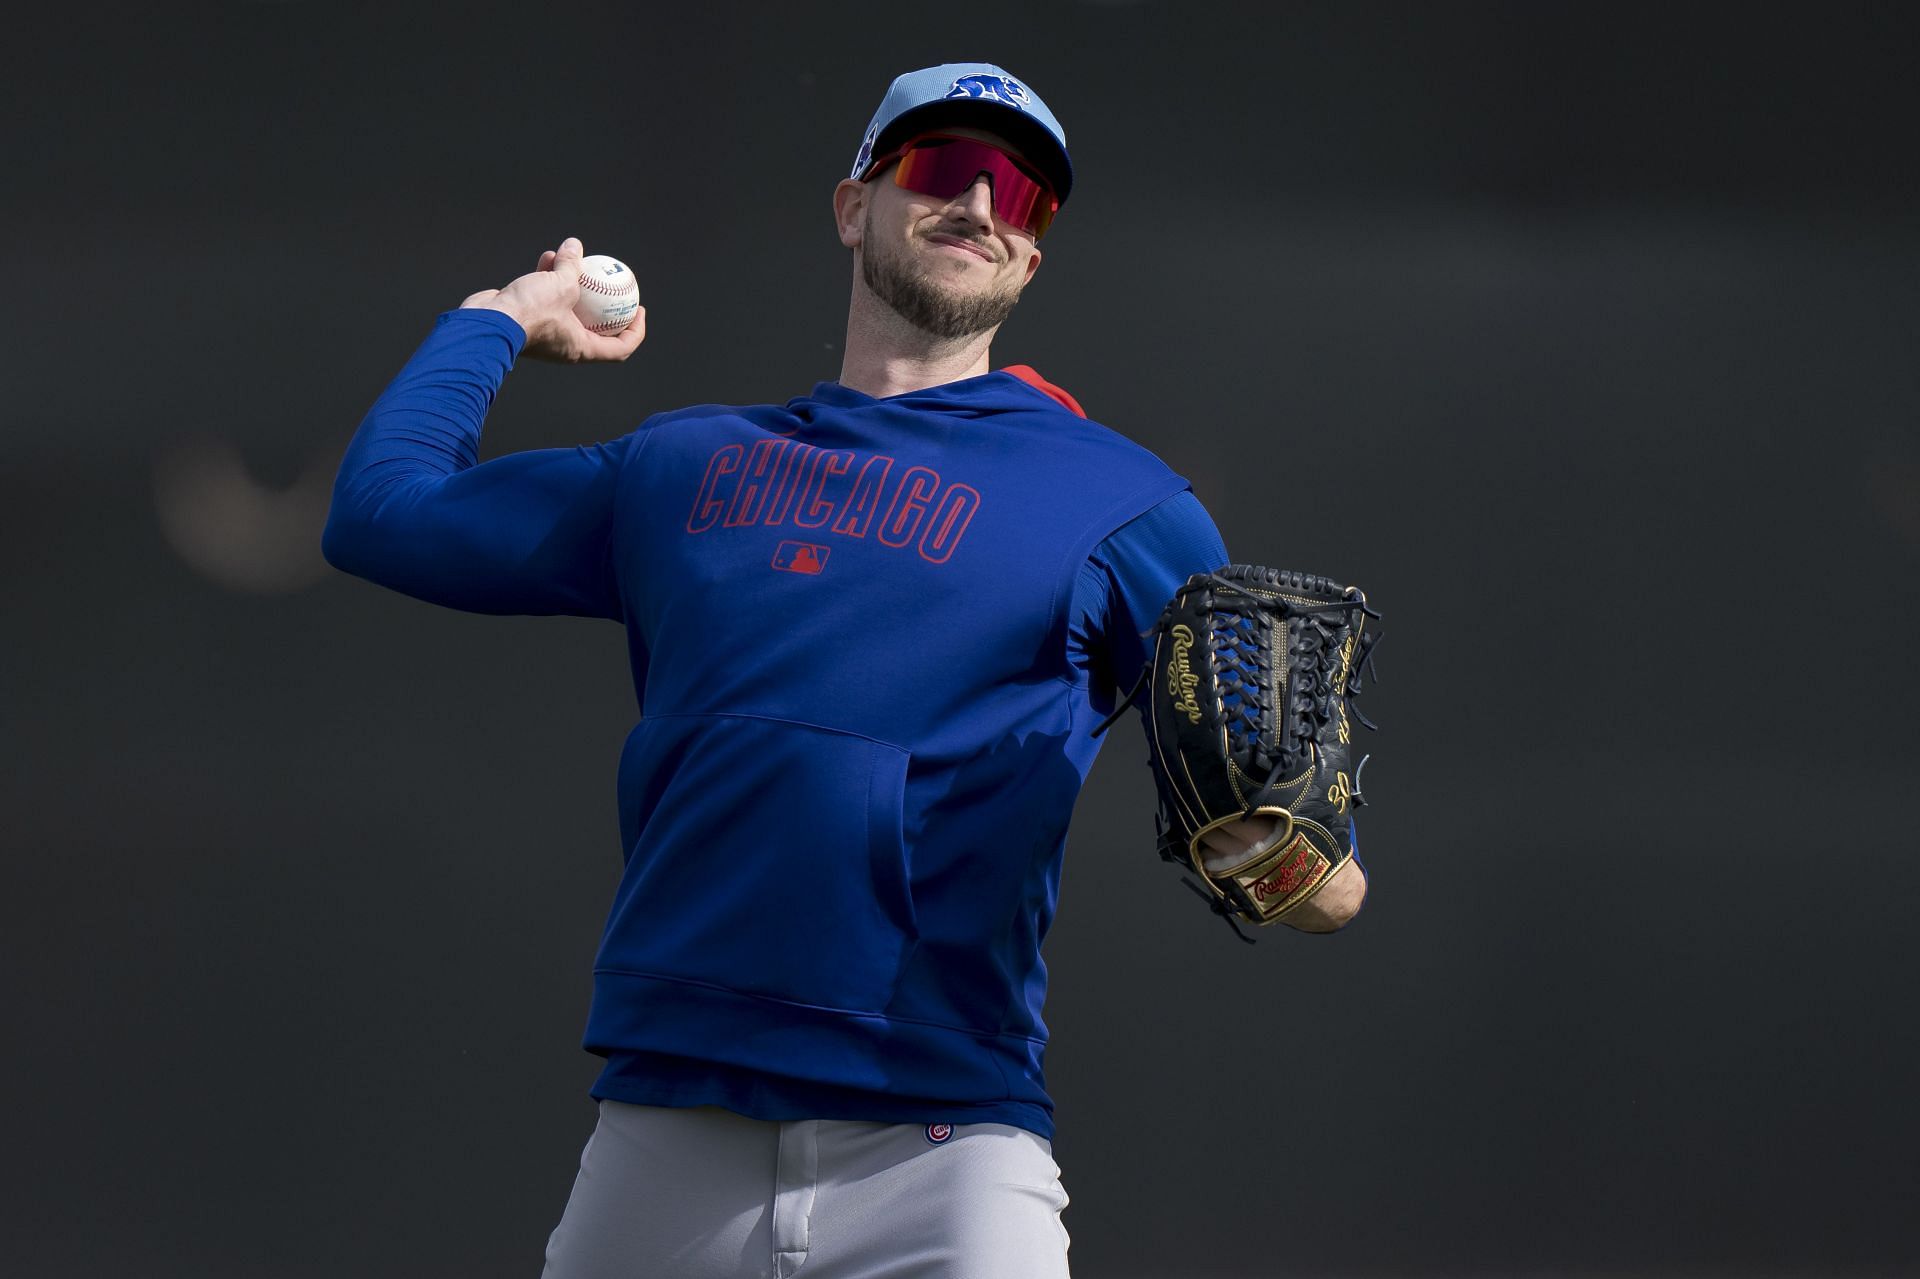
[{"xmin": 324, "ymin": 62, "xmax": 1366, "ymax": 1278}]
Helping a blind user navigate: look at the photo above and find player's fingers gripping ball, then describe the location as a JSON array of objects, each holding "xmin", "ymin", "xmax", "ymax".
[
  {"xmin": 1132, "ymin": 565, "xmax": 1382, "ymax": 938},
  {"xmin": 573, "ymin": 254, "xmax": 641, "ymax": 335}
]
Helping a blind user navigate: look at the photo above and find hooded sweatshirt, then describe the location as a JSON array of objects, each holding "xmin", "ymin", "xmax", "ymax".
[{"xmin": 324, "ymin": 308, "xmax": 1227, "ymax": 1137}]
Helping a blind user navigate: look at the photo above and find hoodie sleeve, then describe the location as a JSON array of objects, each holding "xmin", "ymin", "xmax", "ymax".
[
  {"xmin": 321, "ymin": 308, "xmax": 630, "ymax": 621},
  {"xmin": 1068, "ymin": 488, "xmax": 1229, "ymax": 715}
]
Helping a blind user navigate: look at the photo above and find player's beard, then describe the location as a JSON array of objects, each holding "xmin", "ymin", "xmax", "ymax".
[{"xmin": 861, "ymin": 210, "xmax": 1024, "ymax": 340}]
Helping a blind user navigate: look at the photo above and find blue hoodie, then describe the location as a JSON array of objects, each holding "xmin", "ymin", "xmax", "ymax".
[{"xmin": 324, "ymin": 309, "xmax": 1226, "ymax": 1137}]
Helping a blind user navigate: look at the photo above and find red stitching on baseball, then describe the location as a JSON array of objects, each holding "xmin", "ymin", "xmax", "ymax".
[{"xmin": 581, "ymin": 274, "xmax": 631, "ymax": 295}]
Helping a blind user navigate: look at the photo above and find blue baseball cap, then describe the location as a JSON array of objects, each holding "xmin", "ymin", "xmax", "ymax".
[{"xmin": 849, "ymin": 63, "xmax": 1073, "ymax": 207}]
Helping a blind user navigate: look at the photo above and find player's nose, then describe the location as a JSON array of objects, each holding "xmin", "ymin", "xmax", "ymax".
[{"xmin": 950, "ymin": 175, "xmax": 996, "ymax": 229}]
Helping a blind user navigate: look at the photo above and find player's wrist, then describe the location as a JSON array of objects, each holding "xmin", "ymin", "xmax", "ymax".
[{"xmin": 465, "ymin": 295, "xmax": 535, "ymax": 337}]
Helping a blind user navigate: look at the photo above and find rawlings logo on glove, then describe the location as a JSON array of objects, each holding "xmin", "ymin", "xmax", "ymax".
[{"xmin": 1166, "ymin": 624, "xmax": 1203, "ymax": 722}]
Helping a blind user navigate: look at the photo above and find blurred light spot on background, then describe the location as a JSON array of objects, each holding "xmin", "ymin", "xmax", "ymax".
[
  {"xmin": 1866, "ymin": 454, "xmax": 1920, "ymax": 550},
  {"xmin": 152, "ymin": 439, "xmax": 334, "ymax": 593}
]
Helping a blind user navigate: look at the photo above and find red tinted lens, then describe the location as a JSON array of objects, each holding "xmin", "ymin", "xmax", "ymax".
[{"xmin": 892, "ymin": 136, "xmax": 1058, "ymax": 238}]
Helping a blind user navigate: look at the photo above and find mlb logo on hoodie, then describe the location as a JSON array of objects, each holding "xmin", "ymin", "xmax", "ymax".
[{"xmin": 772, "ymin": 540, "xmax": 830, "ymax": 575}]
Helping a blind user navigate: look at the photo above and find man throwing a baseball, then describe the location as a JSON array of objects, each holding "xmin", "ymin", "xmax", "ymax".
[{"xmin": 325, "ymin": 62, "xmax": 1366, "ymax": 1278}]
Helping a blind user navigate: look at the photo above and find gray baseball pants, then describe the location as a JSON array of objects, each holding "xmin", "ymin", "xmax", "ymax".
[{"xmin": 541, "ymin": 1100, "xmax": 1072, "ymax": 1278}]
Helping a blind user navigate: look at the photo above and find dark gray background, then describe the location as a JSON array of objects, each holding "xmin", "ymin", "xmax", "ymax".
[{"xmin": 6, "ymin": 2, "xmax": 1916, "ymax": 1275}]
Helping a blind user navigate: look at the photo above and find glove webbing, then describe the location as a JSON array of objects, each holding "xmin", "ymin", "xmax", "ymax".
[{"xmin": 1091, "ymin": 572, "xmax": 1381, "ymax": 748}]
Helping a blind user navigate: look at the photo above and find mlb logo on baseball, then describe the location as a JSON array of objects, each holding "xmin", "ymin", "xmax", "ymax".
[{"xmin": 573, "ymin": 255, "xmax": 641, "ymax": 335}]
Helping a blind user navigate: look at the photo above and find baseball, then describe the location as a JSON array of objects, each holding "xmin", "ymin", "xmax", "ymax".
[{"xmin": 574, "ymin": 254, "xmax": 641, "ymax": 335}]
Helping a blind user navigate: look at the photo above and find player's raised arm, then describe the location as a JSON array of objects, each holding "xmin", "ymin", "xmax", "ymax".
[{"xmin": 320, "ymin": 238, "xmax": 646, "ymax": 620}]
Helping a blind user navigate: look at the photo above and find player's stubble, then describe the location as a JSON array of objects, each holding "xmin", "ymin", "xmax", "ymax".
[{"xmin": 861, "ymin": 205, "xmax": 1026, "ymax": 340}]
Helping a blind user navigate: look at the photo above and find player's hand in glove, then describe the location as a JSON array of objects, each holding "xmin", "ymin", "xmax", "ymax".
[
  {"xmin": 1197, "ymin": 814, "xmax": 1368, "ymax": 933},
  {"xmin": 460, "ymin": 236, "xmax": 648, "ymax": 364}
]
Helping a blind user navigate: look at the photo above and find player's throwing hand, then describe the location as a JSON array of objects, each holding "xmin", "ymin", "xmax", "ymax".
[{"xmin": 460, "ymin": 236, "xmax": 648, "ymax": 364}]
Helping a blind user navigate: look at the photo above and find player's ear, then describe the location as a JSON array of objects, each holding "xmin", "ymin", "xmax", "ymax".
[
  {"xmin": 833, "ymin": 179, "xmax": 869, "ymax": 249},
  {"xmin": 1022, "ymin": 241, "xmax": 1042, "ymax": 282}
]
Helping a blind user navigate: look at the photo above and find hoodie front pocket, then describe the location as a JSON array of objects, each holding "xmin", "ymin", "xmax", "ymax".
[{"xmin": 603, "ymin": 713, "xmax": 916, "ymax": 1013}]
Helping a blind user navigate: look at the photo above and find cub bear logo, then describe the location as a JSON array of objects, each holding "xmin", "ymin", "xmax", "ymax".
[{"xmin": 945, "ymin": 74, "xmax": 1031, "ymax": 111}]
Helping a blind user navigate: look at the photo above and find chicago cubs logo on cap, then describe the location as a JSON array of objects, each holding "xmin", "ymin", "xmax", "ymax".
[
  {"xmin": 925, "ymin": 1122, "xmax": 954, "ymax": 1144},
  {"xmin": 851, "ymin": 121, "xmax": 881, "ymax": 179},
  {"xmin": 945, "ymin": 73, "xmax": 1030, "ymax": 110}
]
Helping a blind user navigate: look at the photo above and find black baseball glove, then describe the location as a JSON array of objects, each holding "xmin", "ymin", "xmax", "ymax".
[{"xmin": 1101, "ymin": 565, "xmax": 1380, "ymax": 940}]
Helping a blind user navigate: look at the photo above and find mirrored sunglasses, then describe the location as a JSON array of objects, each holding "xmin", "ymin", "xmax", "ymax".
[{"xmin": 873, "ymin": 133, "xmax": 1060, "ymax": 240}]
